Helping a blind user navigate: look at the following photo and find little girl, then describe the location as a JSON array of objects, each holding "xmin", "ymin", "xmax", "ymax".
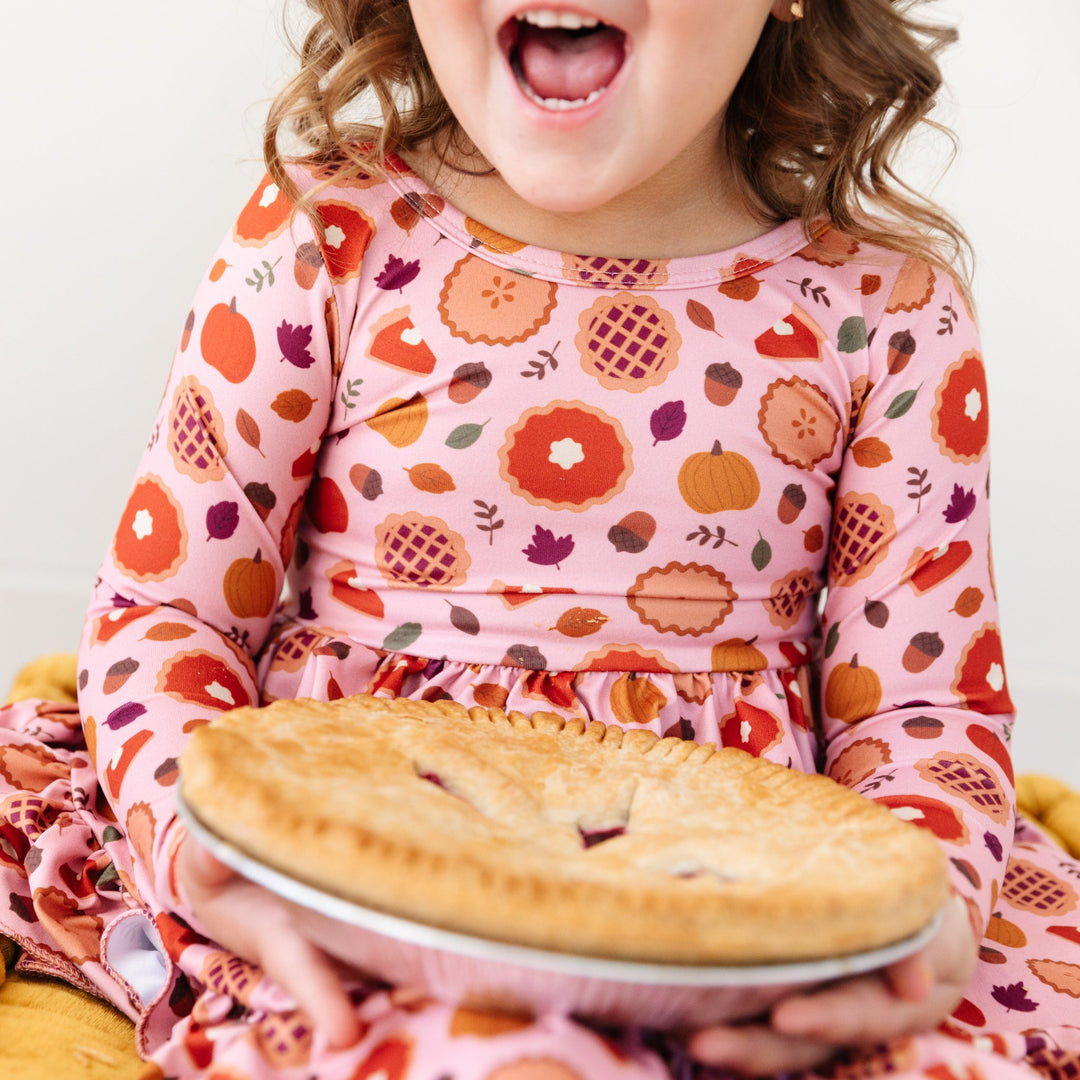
[{"xmin": 2, "ymin": 1, "xmax": 1078, "ymax": 1077}]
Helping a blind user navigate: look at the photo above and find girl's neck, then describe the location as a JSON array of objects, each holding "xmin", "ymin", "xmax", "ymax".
[{"xmin": 403, "ymin": 126, "xmax": 776, "ymax": 259}]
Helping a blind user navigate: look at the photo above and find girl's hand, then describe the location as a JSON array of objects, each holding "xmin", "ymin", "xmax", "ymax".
[
  {"xmin": 687, "ymin": 894, "xmax": 977, "ymax": 1076},
  {"xmin": 176, "ymin": 834, "xmax": 362, "ymax": 1049}
]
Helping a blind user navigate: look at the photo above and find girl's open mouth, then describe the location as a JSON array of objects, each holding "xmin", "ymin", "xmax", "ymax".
[{"xmin": 498, "ymin": 9, "xmax": 628, "ymax": 111}]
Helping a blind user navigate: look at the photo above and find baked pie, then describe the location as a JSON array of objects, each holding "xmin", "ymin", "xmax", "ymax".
[{"xmin": 178, "ymin": 694, "xmax": 947, "ymax": 964}]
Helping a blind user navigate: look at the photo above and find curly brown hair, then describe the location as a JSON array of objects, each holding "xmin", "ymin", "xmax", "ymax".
[{"xmin": 265, "ymin": 0, "xmax": 969, "ymax": 279}]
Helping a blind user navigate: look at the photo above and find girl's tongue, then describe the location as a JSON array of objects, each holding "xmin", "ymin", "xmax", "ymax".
[{"xmin": 514, "ymin": 22, "xmax": 625, "ymax": 103}]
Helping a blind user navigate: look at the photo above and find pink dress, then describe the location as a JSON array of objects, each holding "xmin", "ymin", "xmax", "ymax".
[{"xmin": 1, "ymin": 158, "xmax": 1077, "ymax": 1079}]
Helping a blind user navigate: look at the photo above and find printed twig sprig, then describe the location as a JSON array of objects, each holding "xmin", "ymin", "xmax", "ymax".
[
  {"xmin": 686, "ymin": 524, "xmax": 738, "ymax": 549},
  {"xmin": 522, "ymin": 341, "xmax": 560, "ymax": 379},
  {"xmin": 937, "ymin": 294, "xmax": 960, "ymax": 336},
  {"xmin": 786, "ymin": 277, "xmax": 831, "ymax": 306},
  {"xmin": 907, "ymin": 466, "xmax": 931, "ymax": 512},
  {"xmin": 246, "ymin": 257, "xmax": 283, "ymax": 292},
  {"xmin": 474, "ymin": 500, "xmax": 504, "ymax": 545}
]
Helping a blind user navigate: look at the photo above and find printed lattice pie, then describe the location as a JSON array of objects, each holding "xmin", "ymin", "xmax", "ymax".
[
  {"xmin": 575, "ymin": 293, "xmax": 681, "ymax": 391},
  {"xmin": 829, "ymin": 492, "xmax": 896, "ymax": 586},
  {"xmin": 179, "ymin": 695, "xmax": 947, "ymax": 964},
  {"xmin": 561, "ymin": 254, "xmax": 670, "ymax": 289}
]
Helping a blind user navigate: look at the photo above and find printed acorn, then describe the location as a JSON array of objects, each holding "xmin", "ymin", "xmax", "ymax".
[
  {"xmin": 448, "ymin": 362, "xmax": 493, "ymax": 404},
  {"xmin": 902, "ymin": 631, "xmax": 945, "ymax": 673},
  {"xmin": 294, "ymin": 241, "xmax": 324, "ymax": 290},
  {"xmin": 887, "ymin": 329, "xmax": 916, "ymax": 374},
  {"xmin": 180, "ymin": 309, "xmax": 194, "ymax": 352},
  {"xmin": 703, "ymin": 361, "xmax": 743, "ymax": 406},
  {"xmin": 777, "ymin": 482, "xmax": 806, "ymax": 524},
  {"xmin": 902, "ymin": 715, "xmax": 944, "ymax": 739},
  {"xmin": 348, "ymin": 464, "xmax": 383, "ymax": 501},
  {"xmin": 607, "ymin": 511, "xmax": 656, "ymax": 553}
]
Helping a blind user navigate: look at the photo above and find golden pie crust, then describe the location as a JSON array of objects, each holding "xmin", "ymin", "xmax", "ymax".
[{"xmin": 178, "ymin": 694, "xmax": 947, "ymax": 964}]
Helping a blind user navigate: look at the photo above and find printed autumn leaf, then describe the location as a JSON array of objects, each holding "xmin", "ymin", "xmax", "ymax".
[
  {"xmin": 523, "ymin": 525, "xmax": 574, "ymax": 569},
  {"xmin": 235, "ymin": 409, "xmax": 264, "ymax": 456},
  {"xmin": 983, "ymin": 829, "xmax": 1003, "ymax": 862},
  {"xmin": 446, "ymin": 602, "xmax": 480, "ymax": 636},
  {"xmin": 271, "ymin": 389, "xmax": 317, "ymax": 423},
  {"xmin": 104, "ymin": 702, "xmax": 147, "ymax": 731},
  {"xmin": 850, "ymin": 437, "xmax": 893, "ymax": 468},
  {"xmin": 375, "ymin": 253, "xmax": 421, "ymax": 292},
  {"xmin": 383, "ymin": 622, "xmax": 422, "ymax": 651},
  {"xmin": 885, "ymin": 382, "xmax": 923, "ymax": 419},
  {"xmin": 407, "ymin": 462, "xmax": 456, "ymax": 494},
  {"xmin": 206, "ymin": 500, "xmax": 240, "ymax": 541},
  {"xmin": 686, "ymin": 299, "xmax": 720, "ymax": 334},
  {"xmin": 390, "ymin": 195, "xmax": 422, "ymax": 233},
  {"xmin": 990, "ymin": 981, "xmax": 1038, "ymax": 1012},
  {"xmin": 391, "ymin": 192, "xmax": 444, "ymax": 233},
  {"xmin": 751, "ymin": 532, "xmax": 772, "ymax": 571},
  {"xmin": 837, "ymin": 315, "xmax": 868, "ymax": 353},
  {"xmin": 650, "ymin": 400, "xmax": 687, "ymax": 445},
  {"xmin": 943, "ymin": 483, "xmax": 977, "ymax": 523},
  {"xmin": 863, "ymin": 597, "xmax": 890, "ymax": 628},
  {"xmin": 141, "ymin": 622, "xmax": 197, "ymax": 642},
  {"xmin": 278, "ymin": 320, "xmax": 315, "ymax": 368},
  {"xmin": 952, "ymin": 586, "xmax": 984, "ymax": 618},
  {"xmin": 552, "ymin": 607, "xmax": 609, "ymax": 637}
]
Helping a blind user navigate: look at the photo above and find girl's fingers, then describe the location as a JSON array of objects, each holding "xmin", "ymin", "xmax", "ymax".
[
  {"xmin": 177, "ymin": 838, "xmax": 361, "ymax": 1049},
  {"xmin": 255, "ymin": 919, "xmax": 362, "ymax": 1050},
  {"xmin": 688, "ymin": 1023, "xmax": 838, "ymax": 1076},
  {"xmin": 883, "ymin": 950, "xmax": 934, "ymax": 1003},
  {"xmin": 179, "ymin": 837, "xmax": 236, "ymax": 889}
]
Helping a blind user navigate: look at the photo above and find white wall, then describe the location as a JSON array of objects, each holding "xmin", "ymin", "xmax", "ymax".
[{"xmin": 2, "ymin": 1, "xmax": 1077, "ymax": 784}]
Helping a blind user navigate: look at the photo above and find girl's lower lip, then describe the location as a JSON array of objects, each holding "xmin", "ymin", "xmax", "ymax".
[{"xmin": 496, "ymin": 16, "xmax": 629, "ymax": 126}]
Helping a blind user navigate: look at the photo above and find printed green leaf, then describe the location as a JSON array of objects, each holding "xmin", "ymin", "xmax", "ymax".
[
  {"xmin": 751, "ymin": 532, "xmax": 772, "ymax": 571},
  {"xmin": 824, "ymin": 621, "xmax": 841, "ymax": 659},
  {"xmin": 382, "ymin": 622, "xmax": 422, "ymax": 651},
  {"xmin": 446, "ymin": 419, "xmax": 490, "ymax": 449},
  {"xmin": 837, "ymin": 316, "xmax": 868, "ymax": 353},
  {"xmin": 885, "ymin": 382, "xmax": 923, "ymax": 419}
]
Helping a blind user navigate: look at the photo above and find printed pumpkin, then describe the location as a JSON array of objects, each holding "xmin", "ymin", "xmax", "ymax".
[{"xmin": 677, "ymin": 442, "xmax": 760, "ymax": 513}]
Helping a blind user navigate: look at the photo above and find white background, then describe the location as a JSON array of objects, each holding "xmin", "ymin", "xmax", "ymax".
[{"xmin": 1, "ymin": 1, "xmax": 1076, "ymax": 785}]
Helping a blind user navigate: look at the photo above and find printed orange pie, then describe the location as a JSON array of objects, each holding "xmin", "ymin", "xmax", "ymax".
[
  {"xmin": 179, "ymin": 694, "xmax": 948, "ymax": 963},
  {"xmin": 757, "ymin": 376, "xmax": 841, "ymax": 470},
  {"xmin": 930, "ymin": 350, "xmax": 990, "ymax": 464},
  {"xmin": 439, "ymin": 255, "xmax": 558, "ymax": 345},
  {"xmin": 112, "ymin": 474, "xmax": 189, "ymax": 584},
  {"xmin": 499, "ymin": 401, "xmax": 633, "ymax": 512}
]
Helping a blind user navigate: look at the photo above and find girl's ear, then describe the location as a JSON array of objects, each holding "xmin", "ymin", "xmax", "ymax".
[{"xmin": 771, "ymin": 0, "xmax": 805, "ymax": 21}]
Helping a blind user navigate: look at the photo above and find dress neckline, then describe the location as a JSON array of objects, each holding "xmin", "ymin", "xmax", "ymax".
[{"xmin": 383, "ymin": 166, "xmax": 815, "ymax": 292}]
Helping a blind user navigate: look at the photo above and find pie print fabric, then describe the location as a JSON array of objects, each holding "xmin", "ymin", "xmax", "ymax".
[{"xmin": 0, "ymin": 160, "xmax": 1078, "ymax": 1079}]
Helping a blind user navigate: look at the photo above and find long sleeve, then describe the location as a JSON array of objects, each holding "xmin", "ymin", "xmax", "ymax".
[
  {"xmin": 819, "ymin": 261, "xmax": 1014, "ymax": 937},
  {"xmin": 76, "ymin": 174, "xmax": 340, "ymax": 916}
]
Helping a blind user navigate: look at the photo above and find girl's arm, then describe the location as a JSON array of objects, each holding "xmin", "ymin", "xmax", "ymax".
[
  {"xmin": 77, "ymin": 172, "xmax": 339, "ymax": 922},
  {"xmin": 692, "ymin": 257, "xmax": 1003, "ymax": 1068}
]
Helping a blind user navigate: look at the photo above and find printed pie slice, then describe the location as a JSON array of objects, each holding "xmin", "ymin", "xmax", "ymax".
[
  {"xmin": 179, "ymin": 694, "xmax": 948, "ymax": 964},
  {"xmin": 490, "ymin": 580, "xmax": 575, "ymax": 609},
  {"xmin": 755, "ymin": 304, "xmax": 827, "ymax": 361},
  {"xmin": 366, "ymin": 307, "xmax": 437, "ymax": 375}
]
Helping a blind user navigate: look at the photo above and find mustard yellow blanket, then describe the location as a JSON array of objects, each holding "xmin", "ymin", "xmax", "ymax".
[{"xmin": 2, "ymin": 652, "xmax": 1079, "ymax": 1079}]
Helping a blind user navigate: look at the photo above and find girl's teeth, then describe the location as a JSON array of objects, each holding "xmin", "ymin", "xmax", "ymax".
[
  {"xmin": 517, "ymin": 9, "xmax": 600, "ymax": 31},
  {"xmin": 519, "ymin": 81, "xmax": 606, "ymax": 110}
]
